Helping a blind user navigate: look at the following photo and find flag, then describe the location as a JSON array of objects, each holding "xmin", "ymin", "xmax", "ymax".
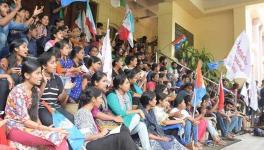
[
  {"xmin": 207, "ymin": 61, "xmax": 224, "ymax": 71},
  {"xmin": 118, "ymin": 7, "xmax": 134, "ymax": 47},
  {"xmin": 192, "ymin": 60, "xmax": 207, "ymax": 107},
  {"xmin": 41, "ymin": 101, "xmax": 85, "ymax": 150},
  {"xmin": 249, "ymin": 79, "xmax": 258, "ymax": 111},
  {"xmin": 102, "ymin": 19, "xmax": 112, "ymax": 82},
  {"xmin": 111, "ymin": 0, "xmax": 126, "ymax": 8},
  {"xmin": 207, "ymin": 62, "xmax": 219, "ymax": 71},
  {"xmin": 172, "ymin": 34, "xmax": 187, "ymax": 50},
  {"xmin": 224, "ymin": 31, "xmax": 252, "ymax": 80},
  {"xmin": 241, "ymin": 83, "xmax": 249, "ymax": 106},
  {"xmin": 61, "ymin": 0, "xmax": 86, "ymax": 7},
  {"xmin": 85, "ymin": 0, "xmax": 97, "ymax": 37},
  {"xmin": 75, "ymin": 10, "xmax": 92, "ymax": 41},
  {"xmin": 218, "ymin": 75, "xmax": 225, "ymax": 111}
]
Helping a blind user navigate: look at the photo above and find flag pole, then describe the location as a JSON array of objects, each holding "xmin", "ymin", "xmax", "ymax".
[
  {"xmin": 192, "ymin": 90, "xmax": 196, "ymax": 118},
  {"xmin": 107, "ymin": 18, "xmax": 110, "ymax": 30},
  {"xmin": 218, "ymin": 73, "xmax": 222, "ymax": 96}
]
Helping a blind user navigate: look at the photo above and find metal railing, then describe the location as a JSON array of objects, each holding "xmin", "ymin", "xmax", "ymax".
[{"xmin": 155, "ymin": 49, "xmax": 235, "ymax": 95}]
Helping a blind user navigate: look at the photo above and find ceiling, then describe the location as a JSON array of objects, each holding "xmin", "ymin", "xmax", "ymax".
[
  {"xmin": 127, "ymin": 0, "xmax": 264, "ymax": 19},
  {"xmin": 127, "ymin": 0, "xmax": 165, "ymax": 20},
  {"xmin": 201, "ymin": 0, "xmax": 259, "ymax": 10}
]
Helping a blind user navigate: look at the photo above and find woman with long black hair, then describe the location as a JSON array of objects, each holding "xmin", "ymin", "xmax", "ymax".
[
  {"xmin": 7, "ymin": 39, "xmax": 28, "ymax": 84},
  {"xmin": 68, "ymin": 46, "xmax": 85, "ymax": 102},
  {"xmin": 75, "ymin": 87, "xmax": 138, "ymax": 150},
  {"xmin": 107, "ymin": 74, "xmax": 151, "ymax": 150},
  {"xmin": 4, "ymin": 58, "xmax": 68, "ymax": 149},
  {"xmin": 89, "ymin": 71, "xmax": 123, "ymax": 130},
  {"xmin": 38, "ymin": 48, "xmax": 74, "ymax": 126}
]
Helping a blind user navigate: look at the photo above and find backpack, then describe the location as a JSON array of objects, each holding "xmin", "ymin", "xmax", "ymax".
[{"xmin": 253, "ymin": 128, "xmax": 264, "ymax": 137}]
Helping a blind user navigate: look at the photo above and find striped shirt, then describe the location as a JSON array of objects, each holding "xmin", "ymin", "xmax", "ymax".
[{"xmin": 40, "ymin": 74, "xmax": 64, "ymax": 109}]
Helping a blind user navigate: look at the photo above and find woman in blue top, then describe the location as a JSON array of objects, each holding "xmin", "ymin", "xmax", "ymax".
[
  {"xmin": 69, "ymin": 46, "xmax": 85, "ymax": 102},
  {"xmin": 107, "ymin": 74, "xmax": 151, "ymax": 150}
]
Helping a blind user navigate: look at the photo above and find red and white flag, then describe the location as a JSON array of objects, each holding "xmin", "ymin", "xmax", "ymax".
[
  {"xmin": 85, "ymin": 0, "xmax": 96, "ymax": 37},
  {"xmin": 118, "ymin": 7, "xmax": 134, "ymax": 47},
  {"xmin": 75, "ymin": 10, "xmax": 92, "ymax": 41}
]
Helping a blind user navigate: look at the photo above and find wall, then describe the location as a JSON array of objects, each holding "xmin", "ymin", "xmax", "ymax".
[
  {"xmin": 158, "ymin": 2, "xmax": 174, "ymax": 57},
  {"xmin": 94, "ymin": 0, "xmax": 158, "ymax": 40},
  {"xmin": 196, "ymin": 10, "xmax": 234, "ymax": 59},
  {"xmin": 158, "ymin": 1, "xmax": 236, "ymax": 60}
]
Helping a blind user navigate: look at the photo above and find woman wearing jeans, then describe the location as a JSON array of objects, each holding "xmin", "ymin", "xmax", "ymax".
[{"xmin": 107, "ymin": 74, "xmax": 151, "ymax": 150}]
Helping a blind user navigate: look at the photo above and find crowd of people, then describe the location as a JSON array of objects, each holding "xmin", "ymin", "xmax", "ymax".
[{"xmin": 0, "ymin": 0, "xmax": 264, "ymax": 150}]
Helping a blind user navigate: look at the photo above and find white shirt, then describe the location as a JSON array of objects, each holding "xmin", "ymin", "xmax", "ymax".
[
  {"xmin": 170, "ymin": 108, "xmax": 190, "ymax": 120},
  {"xmin": 153, "ymin": 106, "xmax": 169, "ymax": 125}
]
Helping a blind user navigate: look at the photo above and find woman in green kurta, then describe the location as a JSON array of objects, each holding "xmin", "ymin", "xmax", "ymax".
[{"xmin": 107, "ymin": 74, "xmax": 151, "ymax": 150}]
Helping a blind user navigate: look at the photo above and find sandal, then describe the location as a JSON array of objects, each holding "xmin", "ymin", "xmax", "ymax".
[{"xmin": 214, "ymin": 139, "xmax": 226, "ymax": 146}]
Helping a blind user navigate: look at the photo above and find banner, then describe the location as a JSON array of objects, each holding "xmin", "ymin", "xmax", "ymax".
[
  {"xmin": 102, "ymin": 19, "xmax": 112, "ymax": 82},
  {"xmin": 249, "ymin": 78, "xmax": 258, "ymax": 111},
  {"xmin": 224, "ymin": 31, "xmax": 252, "ymax": 80}
]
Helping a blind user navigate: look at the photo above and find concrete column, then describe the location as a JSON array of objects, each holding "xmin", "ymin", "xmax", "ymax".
[
  {"xmin": 233, "ymin": 6, "xmax": 246, "ymax": 39},
  {"xmin": 158, "ymin": 2, "xmax": 174, "ymax": 57}
]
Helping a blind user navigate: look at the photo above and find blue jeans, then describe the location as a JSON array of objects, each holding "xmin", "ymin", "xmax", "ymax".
[
  {"xmin": 217, "ymin": 113, "xmax": 239, "ymax": 136},
  {"xmin": 184, "ymin": 120, "xmax": 198, "ymax": 145},
  {"xmin": 235, "ymin": 116, "xmax": 243, "ymax": 132},
  {"xmin": 226, "ymin": 116, "xmax": 238, "ymax": 133},
  {"xmin": 216, "ymin": 112, "xmax": 229, "ymax": 137}
]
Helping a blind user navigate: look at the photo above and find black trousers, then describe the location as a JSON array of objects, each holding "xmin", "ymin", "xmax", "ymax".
[
  {"xmin": 0, "ymin": 79, "xmax": 10, "ymax": 112},
  {"xmin": 38, "ymin": 107, "xmax": 74, "ymax": 126},
  {"xmin": 86, "ymin": 125, "xmax": 138, "ymax": 150}
]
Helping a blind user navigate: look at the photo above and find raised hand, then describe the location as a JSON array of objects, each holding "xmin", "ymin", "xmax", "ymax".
[
  {"xmin": 13, "ymin": 0, "xmax": 21, "ymax": 9},
  {"xmin": 33, "ymin": 6, "xmax": 44, "ymax": 17}
]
